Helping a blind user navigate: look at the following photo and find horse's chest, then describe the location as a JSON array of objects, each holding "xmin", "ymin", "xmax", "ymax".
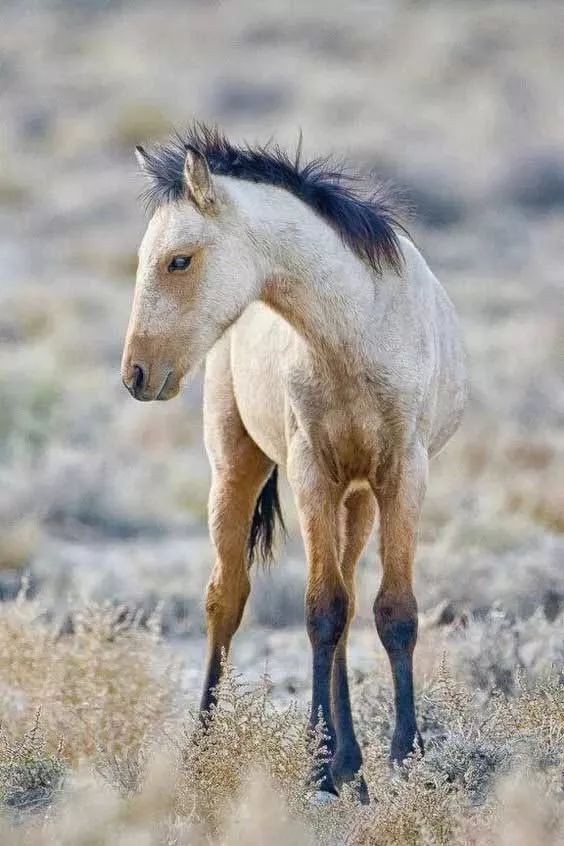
[
  {"xmin": 288, "ymin": 379, "xmax": 385, "ymax": 482},
  {"xmin": 231, "ymin": 306, "xmax": 390, "ymax": 480}
]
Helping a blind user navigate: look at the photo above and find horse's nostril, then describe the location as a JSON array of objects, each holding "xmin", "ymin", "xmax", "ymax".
[{"xmin": 132, "ymin": 364, "xmax": 145, "ymax": 396}]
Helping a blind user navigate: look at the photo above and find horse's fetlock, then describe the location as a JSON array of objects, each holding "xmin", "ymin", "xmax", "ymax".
[
  {"xmin": 333, "ymin": 741, "xmax": 362, "ymax": 775},
  {"xmin": 391, "ymin": 725, "xmax": 424, "ymax": 765}
]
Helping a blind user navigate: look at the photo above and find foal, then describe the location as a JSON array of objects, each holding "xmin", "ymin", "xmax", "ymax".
[{"xmin": 121, "ymin": 125, "xmax": 467, "ymax": 801}]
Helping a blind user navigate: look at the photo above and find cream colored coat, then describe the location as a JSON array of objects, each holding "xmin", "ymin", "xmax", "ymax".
[{"xmin": 122, "ymin": 147, "xmax": 468, "ymax": 795}]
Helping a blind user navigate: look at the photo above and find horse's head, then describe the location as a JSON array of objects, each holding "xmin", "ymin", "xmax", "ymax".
[{"xmin": 121, "ymin": 145, "xmax": 258, "ymax": 401}]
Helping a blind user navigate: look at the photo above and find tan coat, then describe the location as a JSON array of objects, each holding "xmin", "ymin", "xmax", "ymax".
[{"xmin": 122, "ymin": 145, "xmax": 468, "ymax": 799}]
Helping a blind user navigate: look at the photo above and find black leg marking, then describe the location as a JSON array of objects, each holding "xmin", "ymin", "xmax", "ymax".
[
  {"xmin": 374, "ymin": 598, "xmax": 422, "ymax": 764},
  {"xmin": 307, "ymin": 590, "xmax": 348, "ymax": 795},
  {"xmin": 331, "ymin": 640, "xmax": 369, "ymax": 803},
  {"xmin": 199, "ymin": 647, "xmax": 222, "ymax": 719}
]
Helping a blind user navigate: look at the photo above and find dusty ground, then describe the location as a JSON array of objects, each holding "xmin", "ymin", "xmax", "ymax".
[{"xmin": 0, "ymin": 0, "xmax": 563, "ymax": 841}]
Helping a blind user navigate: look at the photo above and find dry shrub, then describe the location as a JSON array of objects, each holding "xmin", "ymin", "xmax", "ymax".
[
  {"xmin": 223, "ymin": 772, "xmax": 315, "ymax": 846},
  {"xmin": 0, "ymin": 588, "xmax": 179, "ymax": 786},
  {"xmin": 460, "ymin": 770, "xmax": 564, "ymax": 846},
  {"xmin": 347, "ymin": 754, "xmax": 460, "ymax": 846},
  {"xmin": 0, "ymin": 712, "xmax": 65, "ymax": 814},
  {"xmin": 175, "ymin": 658, "xmax": 321, "ymax": 832},
  {"xmin": 0, "ymin": 595, "xmax": 562, "ymax": 845},
  {"xmin": 489, "ymin": 770, "xmax": 563, "ymax": 846},
  {"xmin": 347, "ymin": 655, "xmax": 564, "ymax": 845}
]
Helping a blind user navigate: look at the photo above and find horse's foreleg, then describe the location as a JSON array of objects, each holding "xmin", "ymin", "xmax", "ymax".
[
  {"xmin": 331, "ymin": 487, "xmax": 375, "ymax": 802},
  {"xmin": 200, "ymin": 448, "xmax": 272, "ymax": 716},
  {"xmin": 288, "ymin": 446, "xmax": 347, "ymax": 798},
  {"xmin": 373, "ymin": 445, "xmax": 427, "ymax": 764}
]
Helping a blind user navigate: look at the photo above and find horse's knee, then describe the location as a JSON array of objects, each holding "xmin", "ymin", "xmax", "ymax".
[
  {"xmin": 306, "ymin": 584, "xmax": 349, "ymax": 649},
  {"xmin": 205, "ymin": 569, "xmax": 250, "ymax": 634},
  {"xmin": 373, "ymin": 591, "xmax": 418, "ymax": 656}
]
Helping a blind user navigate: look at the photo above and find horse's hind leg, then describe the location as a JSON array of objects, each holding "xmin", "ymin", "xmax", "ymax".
[
  {"xmin": 331, "ymin": 487, "xmax": 376, "ymax": 802},
  {"xmin": 200, "ymin": 352, "xmax": 272, "ymax": 715},
  {"xmin": 373, "ymin": 445, "xmax": 427, "ymax": 763}
]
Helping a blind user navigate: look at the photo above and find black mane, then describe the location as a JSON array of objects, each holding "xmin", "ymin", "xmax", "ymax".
[{"xmin": 138, "ymin": 123, "xmax": 407, "ymax": 274}]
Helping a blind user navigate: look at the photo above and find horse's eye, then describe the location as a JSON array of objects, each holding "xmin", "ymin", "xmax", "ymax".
[{"xmin": 167, "ymin": 255, "xmax": 192, "ymax": 272}]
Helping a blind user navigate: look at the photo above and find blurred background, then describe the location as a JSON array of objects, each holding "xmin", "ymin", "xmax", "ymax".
[{"xmin": 0, "ymin": 0, "xmax": 563, "ymax": 700}]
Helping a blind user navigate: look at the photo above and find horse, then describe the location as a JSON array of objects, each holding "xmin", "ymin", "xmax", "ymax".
[{"xmin": 121, "ymin": 124, "xmax": 468, "ymax": 802}]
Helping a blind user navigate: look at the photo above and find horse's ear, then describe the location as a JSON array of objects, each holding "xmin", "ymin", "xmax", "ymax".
[
  {"xmin": 135, "ymin": 145, "xmax": 150, "ymax": 171},
  {"xmin": 183, "ymin": 145, "xmax": 216, "ymax": 212}
]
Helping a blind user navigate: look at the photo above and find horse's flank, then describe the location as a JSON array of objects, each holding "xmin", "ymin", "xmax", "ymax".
[{"xmin": 121, "ymin": 128, "xmax": 468, "ymax": 800}]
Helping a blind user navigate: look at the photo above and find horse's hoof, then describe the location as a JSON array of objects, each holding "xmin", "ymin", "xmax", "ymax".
[
  {"xmin": 333, "ymin": 772, "xmax": 370, "ymax": 805},
  {"xmin": 352, "ymin": 775, "xmax": 370, "ymax": 805},
  {"xmin": 390, "ymin": 727, "xmax": 424, "ymax": 766},
  {"xmin": 311, "ymin": 790, "xmax": 339, "ymax": 806}
]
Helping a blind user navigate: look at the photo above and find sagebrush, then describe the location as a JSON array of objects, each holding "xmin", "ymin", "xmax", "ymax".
[{"xmin": 0, "ymin": 594, "xmax": 561, "ymax": 845}]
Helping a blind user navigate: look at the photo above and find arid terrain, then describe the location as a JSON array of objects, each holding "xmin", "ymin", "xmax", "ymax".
[{"xmin": 0, "ymin": 1, "xmax": 563, "ymax": 843}]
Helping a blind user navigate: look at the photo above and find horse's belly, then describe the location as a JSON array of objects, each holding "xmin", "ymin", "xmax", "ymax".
[{"xmin": 230, "ymin": 304, "xmax": 292, "ymax": 467}]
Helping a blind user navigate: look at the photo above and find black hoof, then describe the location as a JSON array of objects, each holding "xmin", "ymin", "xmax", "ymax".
[
  {"xmin": 345, "ymin": 774, "xmax": 369, "ymax": 805},
  {"xmin": 332, "ymin": 751, "xmax": 370, "ymax": 804},
  {"xmin": 314, "ymin": 763, "xmax": 339, "ymax": 798},
  {"xmin": 390, "ymin": 727, "xmax": 424, "ymax": 765}
]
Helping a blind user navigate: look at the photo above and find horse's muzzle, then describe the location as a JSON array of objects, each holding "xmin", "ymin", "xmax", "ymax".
[{"xmin": 122, "ymin": 361, "xmax": 175, "ymax": 401}]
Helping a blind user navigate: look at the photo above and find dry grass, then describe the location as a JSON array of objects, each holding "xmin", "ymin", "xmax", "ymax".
[
  {"xmin": 0, "ymin": 592, "xmax": 561, "ymax": 844},
  {"xmin": 0, "ymin": 589, "xmax": 179, "ymax": 781}
]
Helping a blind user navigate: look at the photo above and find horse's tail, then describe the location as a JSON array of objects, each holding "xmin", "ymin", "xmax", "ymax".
[{"xmin": 248, "ymin": 466, "xmax": 285, "ymax": 568}]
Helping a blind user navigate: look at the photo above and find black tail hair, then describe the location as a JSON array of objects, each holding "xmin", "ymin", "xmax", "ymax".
[{"xmin": 248, "ymin": 466, "xmax": 285, "ymax": 567}]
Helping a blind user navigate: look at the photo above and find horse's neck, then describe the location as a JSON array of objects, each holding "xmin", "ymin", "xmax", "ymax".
[{"xmin": 224, "ymin": 178, "xmax": 382, "ymax": 366}]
